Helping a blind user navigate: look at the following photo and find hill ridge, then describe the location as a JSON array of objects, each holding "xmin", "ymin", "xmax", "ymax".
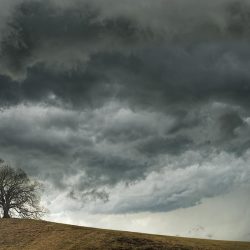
[{"xmin": 0, "ymin": 218, "xmax": 249, "ymax": 250}]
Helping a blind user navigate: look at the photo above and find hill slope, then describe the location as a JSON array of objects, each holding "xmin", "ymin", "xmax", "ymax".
[{"xmin": 0, "ymin": 219, "xmax": 249, "ymax": 250}]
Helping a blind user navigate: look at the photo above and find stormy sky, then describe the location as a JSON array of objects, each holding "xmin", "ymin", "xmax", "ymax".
[{"xmin": 0, "ymin": 0, "xmax": 250, "ymax": 240}]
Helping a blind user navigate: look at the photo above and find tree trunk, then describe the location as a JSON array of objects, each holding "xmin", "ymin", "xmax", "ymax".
[{"xmin": 3, "ymin": 208, "xmax": 10, "ymax": 218}]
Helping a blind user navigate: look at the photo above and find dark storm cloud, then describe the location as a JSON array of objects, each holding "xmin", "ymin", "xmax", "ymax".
[
  {"xmin": 1, "ymin": 0, "xmax": 250, "ymax": 111},
  {"xmin": 0, "ymin": 105, "xmax": 154, "ymax": 190},
  {"xmin": 219, "ymin": 112, "xmax": 245, "ymax": 140},
  {"xmin": 0, "ymin": 0, "xmax": 148, "ymax": 79},
  {"xmin": 137, "ymin": 136, "xmax": 192, "ymax": 156},
  {"xmin": 0, "ymin": 0, "xmax": 250, "ymax": 215},
  {"xmin": 77, "ymin": 149, "xmax": 149, "ymax": 186},
  {"xmin": 0, "ymin": 75, "xmax": 20, "ymax": 106}
]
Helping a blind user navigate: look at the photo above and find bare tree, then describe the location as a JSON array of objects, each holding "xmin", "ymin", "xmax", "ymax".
[{"xmin": 0, "ymin": 162, "xmax": 44, "ymax": 219}]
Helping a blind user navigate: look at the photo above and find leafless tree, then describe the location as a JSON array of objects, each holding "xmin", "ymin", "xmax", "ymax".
[{"xmin": 0, "ymin": 161, "xmax": 44, "ymax": 219}]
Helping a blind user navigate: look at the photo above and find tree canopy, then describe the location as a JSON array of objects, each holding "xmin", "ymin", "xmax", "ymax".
[{"xmin": 0, "ymin": 161, "xmax": 44, "ymax": 219}]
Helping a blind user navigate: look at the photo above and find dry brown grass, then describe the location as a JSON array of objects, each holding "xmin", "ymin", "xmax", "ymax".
[{"xmin": 0, "ymin": 218, "xmax": 249, "ymax": 250}]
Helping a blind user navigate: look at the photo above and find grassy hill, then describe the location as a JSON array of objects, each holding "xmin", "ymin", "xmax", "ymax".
[{"xmin": 0, "ymin": 219, "xmax": 249, "ymax": 250}]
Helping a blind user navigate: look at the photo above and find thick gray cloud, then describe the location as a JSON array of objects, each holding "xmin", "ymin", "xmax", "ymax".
[
  {"xmin": 137, "ymin": 136, "xmax": 192, "ymax": 156},
  {"xmin": 94, "ymin": 151, "xmax": 250, "ymax": 214},
  {"xmin": 1, "ymin": 0, "xmax": 250, "ymax": 110},
  {"xmin": 0, "ymin": 0, "xmax": 249, "ymax": 232}
]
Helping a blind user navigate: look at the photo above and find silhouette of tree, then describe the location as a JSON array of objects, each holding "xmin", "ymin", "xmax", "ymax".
[{"xmin": 0, "ymin": 160, "xmax": 44, "ymax": 219}]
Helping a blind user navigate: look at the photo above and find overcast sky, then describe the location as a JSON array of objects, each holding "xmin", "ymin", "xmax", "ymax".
[{"xmin": 0, "ymin": 0, "xmax": 250, "ymax": 241}]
